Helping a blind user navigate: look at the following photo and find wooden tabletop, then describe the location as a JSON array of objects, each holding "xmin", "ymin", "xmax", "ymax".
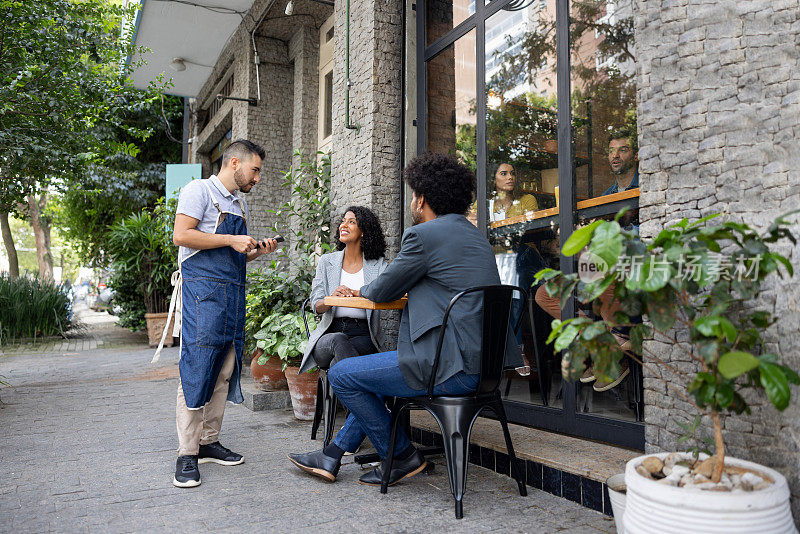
[
  {"xmin": 489, "ymin": 188, "xmax": 639, "ymax": 229},
  {"xmin": 323, "ymin": 296, "xmax": 408, "ymax": 310}
]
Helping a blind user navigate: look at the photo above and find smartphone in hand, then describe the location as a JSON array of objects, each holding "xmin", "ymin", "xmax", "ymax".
[{"xmin": 259, "ymin": 236, "xmax": 284, "ymax": 248}]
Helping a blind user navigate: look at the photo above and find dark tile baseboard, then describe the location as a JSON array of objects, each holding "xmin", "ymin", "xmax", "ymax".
[{"xmin": 411, "ymin": 426, "xmax": 614, "ymax": 517}]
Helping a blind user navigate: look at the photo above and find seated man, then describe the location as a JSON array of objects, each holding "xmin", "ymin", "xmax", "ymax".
[{"xmin": 288, "ymin": 152, "xmax": 520, "ymax": 485}]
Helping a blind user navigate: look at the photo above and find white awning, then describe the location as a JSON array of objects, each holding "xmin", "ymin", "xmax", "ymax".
[{"xmin": 126, "ymin": 0, "xmax": 256, "ymax": 97}]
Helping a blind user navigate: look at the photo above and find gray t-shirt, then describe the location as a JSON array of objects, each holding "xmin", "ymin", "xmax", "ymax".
[{"xmin": 176, "ymin": 175, "xmax": 249, "ymax": 263}]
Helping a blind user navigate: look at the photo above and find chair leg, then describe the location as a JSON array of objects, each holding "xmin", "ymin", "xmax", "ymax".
[
  {"xmin": 323, "ymin": 384, "xmax": 338, "ymax": 447},
  {"xmin": 310, "ymin": 372, "xmax": 324, "ymax": 441},
  {"xmin": 380, "ymin": 401, "xmax": 406, "ymax": 494},
  {"xmin": 432, "ymin": 404, "xmax": 486, "ymax": 519},
  {"xmin": 492, "ymin": 398, "xmax": 527, "ymax": 497}
]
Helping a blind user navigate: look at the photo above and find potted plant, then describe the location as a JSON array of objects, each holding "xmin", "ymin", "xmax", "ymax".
[
  {"xmin": 536, "ymin": 210, "xmax": 799, "ymax": 532},
  {"xmin": 245, "ymin": 263, "xmax": 308, "ymax": 390},
  {"xmin": 254, "ymin": 311, "xmax": 318, "ymax": 419},
  {"xmin": 107, "ymin": 198, "xmax": 176, "ymax": 345}
]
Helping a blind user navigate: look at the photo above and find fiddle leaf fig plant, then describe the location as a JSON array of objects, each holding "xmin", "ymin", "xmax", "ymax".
[{"xmin": 535, "ymin": 209, "xmax": 799, "ymax": 484}]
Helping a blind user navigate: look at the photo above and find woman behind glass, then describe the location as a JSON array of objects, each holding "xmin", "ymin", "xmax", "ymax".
[
  {"xmin": 297, "ymin": 206, "xmax": 388, "ymax": 374},
  {"xmin": 468, "ymin": 163, "xmax": 542, "ymax": 288}
]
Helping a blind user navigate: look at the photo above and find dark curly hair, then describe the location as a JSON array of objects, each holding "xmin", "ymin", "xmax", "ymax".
[
  {"xmin": 335, "ymin": 206, "xmax": 387, "ymax": 260},
  {"xmin": 403, "ymin": 152, "xmax": 475, "ymax": 216}
]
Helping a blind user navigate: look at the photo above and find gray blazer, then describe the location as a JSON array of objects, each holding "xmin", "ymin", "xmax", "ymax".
[
  {"xmin": 361, "ymin": 214, "xmax": 522, "ymax": 390},
  {"xmin": 298, "ymin": 250, "xmax": 388, "ymax": 373}
]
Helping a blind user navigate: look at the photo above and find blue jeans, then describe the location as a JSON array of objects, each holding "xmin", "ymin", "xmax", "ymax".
[{"xmin": 328, "ymin": 351, "xmax": 479, "ymax": 458}]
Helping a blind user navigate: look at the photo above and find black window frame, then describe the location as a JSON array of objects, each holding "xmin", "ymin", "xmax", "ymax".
[{"xmin": 414, "ymin": 0, "xmax": 644, "ymax": 450}]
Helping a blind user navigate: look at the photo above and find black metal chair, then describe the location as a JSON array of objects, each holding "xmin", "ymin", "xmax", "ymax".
[
  {"xmin": 380, "ymin": 285, "xmax": 528, "ymax": 519},
  {"xmin": 300, "ymin": 299, "xmax": 340, "ymax": 447}
]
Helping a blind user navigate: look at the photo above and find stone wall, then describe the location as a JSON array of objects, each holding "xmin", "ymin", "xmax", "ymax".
[
  {"xmin": 330, "ymin": 0, "xmax": 404, "ymax": 343},
  {"xmin": 189, "ymin": 0, "xmax": 296, "ymax": 271},
  {"xmin": 636, "ymin": 0, "xmax": 800, "ymax": 518}
]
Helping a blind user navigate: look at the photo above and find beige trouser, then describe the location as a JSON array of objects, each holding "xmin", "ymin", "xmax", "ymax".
[{"xmin": 176, "ymin": 344, "xmax": 236, "ymax": 456}]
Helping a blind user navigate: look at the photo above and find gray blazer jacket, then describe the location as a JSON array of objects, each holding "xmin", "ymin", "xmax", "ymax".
[
  {"xmin": 361, "ymin": 214, "xmax": 522, "ymax": 390},
  {"xmin": 298, "ymin": 250, "xmax": 388, "ymax": 373}
]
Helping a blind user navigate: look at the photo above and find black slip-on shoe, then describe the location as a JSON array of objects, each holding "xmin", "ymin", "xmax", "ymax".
[
  {"xmin": 198, "ymin": 442, "xmax": 244, "ymax": 466},
  {"xmin": 173, "ymin": 455, "xmax": 201, "ymax": 488},
  {"xmin": 287, "ymin": 450, "xmax": 341, "ymax": 482},
  {"xmin": 358, "ymin": 449, "xmax": 427, "ymax": 487}
]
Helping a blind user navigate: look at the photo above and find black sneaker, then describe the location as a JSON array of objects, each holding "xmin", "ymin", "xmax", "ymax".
[
  {"xmin": 198, "ymin": 442, "xmax": 244, "ymax": 466},
  {"xmin": 173, "ymin": 455, "xmax": 200, "ymax": 488}
]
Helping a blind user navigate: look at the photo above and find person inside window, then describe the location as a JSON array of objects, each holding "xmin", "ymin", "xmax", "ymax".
[
  {"xmin": 296, "ymin": 206, "xmax": 388, "ymax": 375},
  {"xmin": 535, "ymin": 128, "xmax": 640, "ymax": 392}
]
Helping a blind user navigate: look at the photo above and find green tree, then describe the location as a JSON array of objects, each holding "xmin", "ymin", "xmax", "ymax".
[
  {"xmin": 55, "ymin": 94, "xmax": 183, "ymax": 266},
  {"xmin": 0, "ymin": 0, "xmax": 164, "ymax": 278}
]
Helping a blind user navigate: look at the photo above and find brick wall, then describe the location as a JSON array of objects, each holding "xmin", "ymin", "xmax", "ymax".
[{"xmin": 636, "ymin": 0, "xmax": 800, "ymax": 519}]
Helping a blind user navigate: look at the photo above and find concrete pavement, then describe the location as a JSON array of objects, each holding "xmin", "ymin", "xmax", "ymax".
[{"xmin": 0, "ymin": 316, "xmax": 616, "ymax": 533}]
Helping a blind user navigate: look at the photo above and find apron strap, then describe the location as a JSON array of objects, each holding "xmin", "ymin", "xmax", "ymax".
[
  {"xmin": 151, "ymin": 269, "xmax": 182, "ymax": 363},
  {"xmin": 201, "ymin": 180, "xmax": 222, "ymax": 213}
]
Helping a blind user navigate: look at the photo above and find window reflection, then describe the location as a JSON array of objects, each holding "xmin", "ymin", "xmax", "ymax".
[
  {"xmin": 426, "ymin": 0, "xmax": 475, "ymax": 46},
  {"xmin": 483, "ymin": 6, "xmax": 561, "ymax": 409},
  {"xmin": 426, "ymin": 29, "xmax": 477, "ymax": 168},
  {"xmin": 484, "ymin": 0, "xmax": 641, "ymax": 421}
]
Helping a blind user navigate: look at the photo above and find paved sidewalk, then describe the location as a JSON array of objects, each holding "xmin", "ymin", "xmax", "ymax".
[{"xmin": 0, "ymin": 324, "xmax": 616, "ymax": 533}]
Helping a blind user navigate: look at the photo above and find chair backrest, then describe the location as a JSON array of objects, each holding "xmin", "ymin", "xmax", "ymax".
[
  {"xmin": 428, "ymin": 284, "xmax": 526, "ymax": 396},
  {"xmin": 300, "ymin": 298, "xmax": 311, "ymax": 339}
]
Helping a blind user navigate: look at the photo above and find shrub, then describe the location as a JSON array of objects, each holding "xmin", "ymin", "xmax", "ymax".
[
  {"xmin": 0, "ymin": 274, "xmax": 72, "ymax": 344},
  {"xmin": 106, "ymin": 197, "xmax": 177, "ymax": 331}
]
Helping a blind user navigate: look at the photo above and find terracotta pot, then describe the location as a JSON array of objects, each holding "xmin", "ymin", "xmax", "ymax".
[
  {"xmin": 284, "ymin": 365, "xmax": 319, "ymax": 420},
  {"xmin": 144, "ymin": 312, "xmax": 175, "ymax": 348},
  {"xmin": 249, "ymin": 349, "xmax": 288, "ymax": 391}
]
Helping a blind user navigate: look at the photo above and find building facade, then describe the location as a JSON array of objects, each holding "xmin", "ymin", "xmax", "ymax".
[{"xmin": 130, "ymin": 0, "xmax": 800, "ymax": 519}]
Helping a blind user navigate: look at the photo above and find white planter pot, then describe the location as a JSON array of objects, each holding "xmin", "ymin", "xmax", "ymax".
[
  {"xmin": 623, "ymin": 453, "xmax": 797, "ymax": 534},
  {"xmin": 606, "ymin": 473, "xmax": 627, "ymax": 534}
]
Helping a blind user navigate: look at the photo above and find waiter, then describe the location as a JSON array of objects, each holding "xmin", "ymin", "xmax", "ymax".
[{"xmin": 171, "ymin": 139, "xmax": 277, "ymax": 488}]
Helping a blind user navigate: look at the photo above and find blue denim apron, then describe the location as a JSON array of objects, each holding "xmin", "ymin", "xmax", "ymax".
[{"xmin": 178, "ymin": 181, "xmax": 247, "ymax": 409}]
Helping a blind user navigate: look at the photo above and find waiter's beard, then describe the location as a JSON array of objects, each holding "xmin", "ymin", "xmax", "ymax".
[{"xmin": 234, "ymin": 168, "xmax": 253, "ymax": 192}]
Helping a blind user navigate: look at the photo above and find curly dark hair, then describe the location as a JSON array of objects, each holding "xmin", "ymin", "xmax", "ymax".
[
  {"xmin": 335, "ymin": 206, "xmax": 387, "ymax": 260},
  {"xmin": 403, "ymin": 152, "xmax": 475, "ymax": 216}
]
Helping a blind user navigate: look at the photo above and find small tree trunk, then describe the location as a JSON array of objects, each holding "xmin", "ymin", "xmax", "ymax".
[
  {"xmin": 27, "ymin": 194, "xmax": 53, "ymax": 281},
  {"xmin": 711, "ymin": 411, "xmax": 725, "ymax": 483},
  {"xmin": 0, "ymin": 212, "xmax": 20, "ymax": 278}
]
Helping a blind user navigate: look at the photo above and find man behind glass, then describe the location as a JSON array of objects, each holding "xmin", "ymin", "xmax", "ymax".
[
  {"xmin": 603, "ymin": 127, "xmax": 639, "ymax": 195},
  {"xmin": 287, "ymin": 152, "xmax": 520, "ymax": 486}
]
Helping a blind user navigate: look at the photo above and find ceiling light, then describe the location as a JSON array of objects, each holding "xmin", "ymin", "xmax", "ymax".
[
  {"xmin": 284, "ymin": 0, "xmax": 294, "ymax": 15},
  {"xmin": 169, "ymin": 58, "xmax": 186, "ymax": 72}
]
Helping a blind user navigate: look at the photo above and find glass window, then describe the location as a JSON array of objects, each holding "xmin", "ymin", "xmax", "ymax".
[
  {"xmin": 323, "ymin": 71, "xmax": 333, "ymax": 139},
  {"xmin": 426, "ymin": 0, "xmax": 475, "ymax": 46},
  {"xmin": 569, "ymin": 0, "xmax": 639, "ymax": 422},
  {"xmin": 480, "ymin": 5, "xmax": 562, "ymax": 409},
  {"xmin": 425, "ymin": 28, "xmax": 477, "ymax": 168}
]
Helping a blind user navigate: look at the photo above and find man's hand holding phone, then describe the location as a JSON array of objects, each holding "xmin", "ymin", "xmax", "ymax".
[{"xmin": 257, "ymin": 235, "xmax": 283, "ymax": 255}]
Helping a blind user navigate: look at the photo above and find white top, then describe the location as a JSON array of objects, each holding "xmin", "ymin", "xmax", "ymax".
[{"xmin": 334, "ymin": 268, "xmax": 367, "ymax": 319}]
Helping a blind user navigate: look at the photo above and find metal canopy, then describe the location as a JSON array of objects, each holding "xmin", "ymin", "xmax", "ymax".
[{"xmin": 127, "ymin": 0, "xmax": 256, "ymax": 97}]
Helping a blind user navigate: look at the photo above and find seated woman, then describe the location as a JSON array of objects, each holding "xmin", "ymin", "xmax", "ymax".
[{"xmin": 297, "ymin": 206, "xmax": 388, "ymax": 374}]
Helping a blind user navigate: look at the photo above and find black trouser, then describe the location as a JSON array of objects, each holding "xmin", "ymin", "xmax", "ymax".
[{"xmin": 312, "ymin": 318, "xmax": 377, "ymax": 370}]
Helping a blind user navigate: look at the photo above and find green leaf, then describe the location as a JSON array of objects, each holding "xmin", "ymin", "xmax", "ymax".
[
  {"xmin": 562, "ymin": 220, "xmax": 602, "ymax": 256},
  {"xmin": 717, "ymin": 317, "xmax": 737, "ymax": 343},
  {"xmin": 759, "ymin": 362, "xmax": 791, "ymax": 411},
  {"xmin": 588, "ymin": 221, "xmax": 623, "ymax": 267},
  {"xmin": 554, "ymin": 323, "xmax": 580, "ymax": 352},
  {"xmin": 715, "ymin": 383, "xmax": 734, "ymax": 408},
  {"xmin": 718, "ymin": 351, "xmax": 760, "ymax": 378}
]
